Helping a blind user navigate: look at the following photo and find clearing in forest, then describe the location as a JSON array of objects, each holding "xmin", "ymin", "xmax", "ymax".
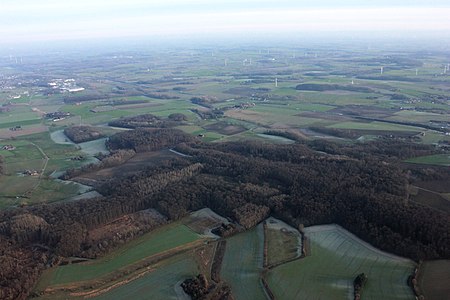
[
  {"xmin": 265, "ymin": 217, "xmax": 302, "ymax": 267},
  {"xmin": 183, "ymin": 207, "xmax": 230, "ymax": 237}
]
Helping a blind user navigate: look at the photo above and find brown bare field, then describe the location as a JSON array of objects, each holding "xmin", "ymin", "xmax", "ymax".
[
  {"xmin": 0, "ymin": 125, "xmax": 48, "ymax": 139},
  {"xmin": 75, "ymin": 149, "xmax": 179, "ymax": 183},
  {"xmin": 417, "ymin": 260, "xmax": 450, "ymax": 300},
  {"xmin": 225, "ymin": 109, "xmax": 271, "ymax": 125},
  {"xmin": 410, "ymin": 187, "xmax": 450, "ymax": 214},
  {"xmin": 414, "ymin": 180, "xmax": 450, "ymax": 193},
  {"xmin": 87, "ymin": 209, "xmax": 167, "ymax": 250}
]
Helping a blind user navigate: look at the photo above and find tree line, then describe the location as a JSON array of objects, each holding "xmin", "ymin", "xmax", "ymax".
[
  {"xmin": 106, "ymin": 128, "xmax": 198, "ymax": 152},
  {"xmin": 0, "ymin": 155, "xmax": 3, "ymax": 175}
]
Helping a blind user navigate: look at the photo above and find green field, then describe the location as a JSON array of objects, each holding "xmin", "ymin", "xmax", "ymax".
[
  {"xmin": 405, "ymin": 154, "xmax": 450, "ymax": 166},
  {"xmin": 329, "ymin": 121, "xmax": 422, "ymax": 132},
  {"xmin": 38, "ymin": 223, "xmax": 200, "ymax": 287},
  {"xmin": 0, "ymin": 177, "xmax": 82, "ymax": 208},
  {"xmin": 389, "ymin": 111, "xmax": 450, "ymax": 123},
  {"xmin": 0, "ymin": 107, "xmax": 41, "ymax": 126},
  {"xmin": 0, "ymin": 132, "xmax": 89, "ymax": 206},
  {"xmin": 24, "ymin": 132, "xmax": 87, "ymax": 173},
  {"xmin": 93, "ymin": 254, "xmax": 198, "ymax": 300},
  {"xmin": 266, "ymin": 225, "xmax": 415, "ymax": 300},
  {"xmin": 220, "ymin": 224, "xmax": 266, "ymax": 300}
]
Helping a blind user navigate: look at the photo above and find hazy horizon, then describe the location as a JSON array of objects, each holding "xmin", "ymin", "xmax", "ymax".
[{"xmin": 1, "ymin": 0, "xmax": 450, "ymax": 46}]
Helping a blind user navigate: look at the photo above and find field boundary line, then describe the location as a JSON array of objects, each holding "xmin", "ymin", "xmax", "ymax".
[
  {"xmin": 211, "ymin": 239, "xmax": 226, "ymax": 283},
  {"xmin": 413, "ymin": 185, "xmax": 447, "ymax": 196},
  {"xmin": 70, "ymin": 266, "xmax": 155, "ymax": 298},
  {"xmin": 263, "ymin": 222, "xmax": 268, "ymax": 268},
  {"xmin": 260, "ymin": 276, "xmax": 276, "ymax": 300}
]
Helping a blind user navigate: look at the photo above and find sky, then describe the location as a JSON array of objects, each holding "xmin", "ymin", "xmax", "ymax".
[{"xmin": 1, "ymin": 0, "xmax": 449, "ymax": 44}]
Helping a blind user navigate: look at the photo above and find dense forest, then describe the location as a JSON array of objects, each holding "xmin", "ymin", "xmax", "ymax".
[
  {"xmin": 0, "ymin": 127, "xmax": 449, "ymax": 299},
  {"xmin": 106, "ymin": 128, "xmax": 198, "ymax": 152},
  {"xmin": 295, "ymin": 83, "xmax": 373, "ymax": 93},
  {"xmin": 63, "ymin": 126, "xmax": 105, "ymax": 143},
  {"xmin": 108, "ymin": 113, "xmax": 187, "ymax": 129}
]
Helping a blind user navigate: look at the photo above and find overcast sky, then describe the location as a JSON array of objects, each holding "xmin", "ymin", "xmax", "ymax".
[{"xmin": 1, "ymin": 0, "xmax": 449, "ymax": 43}]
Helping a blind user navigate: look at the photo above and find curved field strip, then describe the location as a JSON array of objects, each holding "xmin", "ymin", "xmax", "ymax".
[
  {"xmin": 267, "ymin": 224, "xmax": 415, "ymax": 300},
  {"xmin": 220, "ymin": 224, "xmax": 266, "ymax": 300},
  {"xmin": 42, "ymin": 223, "xmax": 200, "ymax": 286},
  {"xmin": 93, "ymin": 254, "xmax": 197, "ymax": 300}
]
